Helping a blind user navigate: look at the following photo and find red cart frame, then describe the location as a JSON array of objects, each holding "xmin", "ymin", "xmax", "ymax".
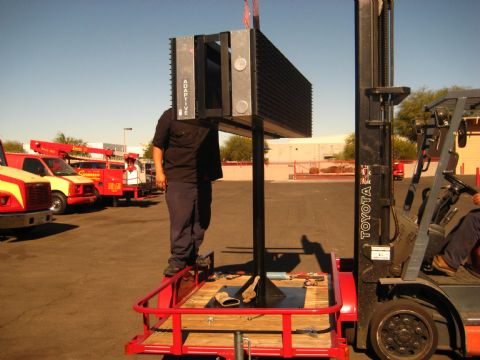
[{"xmin": 126, "ymin": 252, "xmax": 357, "ymax": 360}]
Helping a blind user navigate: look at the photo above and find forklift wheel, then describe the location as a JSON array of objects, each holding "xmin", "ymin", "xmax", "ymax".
[{"xmin": 369, "ymin": 299, "xmax": 438, "ymax": 360}]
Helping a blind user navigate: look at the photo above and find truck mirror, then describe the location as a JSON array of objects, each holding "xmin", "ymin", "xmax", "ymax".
[{"xmin": 457, "ymin": 119, "xmax": 467, "ymax": 148}]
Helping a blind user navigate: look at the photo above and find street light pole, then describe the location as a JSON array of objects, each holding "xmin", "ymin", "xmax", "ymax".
[{"xmin": 123, "ymin": 127, "xmax": 133, "ymax": 152}]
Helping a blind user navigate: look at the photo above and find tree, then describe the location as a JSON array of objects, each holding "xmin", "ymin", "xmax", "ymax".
[
  {"xmin": 337, "ymin": 133, "xmax": 417, "ymax": 160},
  {"xmin": 53, "ymin": 132, "xmax": 89, "ymax": 157},
  {"xmin": 393, "ymin": 136, "xmax": 417, "ymax": 160},
  {"xmin": 143, "ymin": 141, "xmax": 153, "ymax": 159},
  {"xmin": 220, "ymin": 135, "xmax": 253, "ymax": 161},
  {"xmin": 53, "ymin": 132, "xmax": 86, "ymax": 146},
  {"xmin": 395, "ymin": 86, "xmax": 465, "ymax": 141},
  {"xmin": 337, "ymin": 133, "xmax": 355, "ymax": 160},
  {"xmin": 3, "ymin": 140, "xmax": 25, "ymax": 153}
]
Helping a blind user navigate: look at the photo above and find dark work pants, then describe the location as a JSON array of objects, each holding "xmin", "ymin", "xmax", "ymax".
[
  {"xmin": 165, "ymin": 182, "xmax": 212, "ymax": 268},
  {"xmin": 443, "ymin": 209, "xmax": 480, "ymax": 269}
]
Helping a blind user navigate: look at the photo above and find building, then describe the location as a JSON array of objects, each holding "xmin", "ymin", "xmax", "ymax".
[
  {"xmin": 266, "ymin": 135, "xmax": 348, "ymax": 163},
  {"xmin": 86, "ymin": 143, "xmax": 146, "ymax": 159},
  {"xmin": 457, "ymin": 116, "xmax": 480, "ymax": 175}
]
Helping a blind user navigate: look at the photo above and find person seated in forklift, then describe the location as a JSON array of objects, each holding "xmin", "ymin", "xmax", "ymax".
[
  {"xmin": 433, "ymin": 193, "xmax": 480, "ymax": 276},
  {"xmin": 152, "ymin": 108, "xmax": 223, "ymax": 277}
]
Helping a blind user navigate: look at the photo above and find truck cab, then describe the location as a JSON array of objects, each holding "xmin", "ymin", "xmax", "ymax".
[
  {"xmin": 6, "ymin": 153, "xmax": 96, "ymax": 215},
  {"xmin": 0, "ymin": 141, "xmax": 52, "ymax": 231}
]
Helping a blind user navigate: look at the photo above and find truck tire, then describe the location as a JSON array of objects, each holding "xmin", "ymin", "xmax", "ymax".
[
  {"xmin": 51, "ymin": 192, "xmax": 67, "ymax": 215},
  {"xmin": 369, "ymin": 299, "xmax": 438, "ymax": 360},
  {"xmin": 111, "ymin": 196, "xmax": 119, "ymax": 207}
]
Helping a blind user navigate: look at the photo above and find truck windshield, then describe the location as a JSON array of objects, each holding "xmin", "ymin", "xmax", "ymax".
[
  {"xmin": 0, "ymin": 149, "xmax": 6, "ymax": 166},
  {"xmin": 0, "ymin": 141, "xmax": 6, "ymax": 166},
  {"xmin": 43, "ymin": 157, "xmax": 78, "ymax": 176}
]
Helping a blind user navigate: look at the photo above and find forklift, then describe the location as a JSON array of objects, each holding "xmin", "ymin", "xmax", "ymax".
[{"xmin": 126, "ymin": 1, "xmax": 480, "ymax": 359}]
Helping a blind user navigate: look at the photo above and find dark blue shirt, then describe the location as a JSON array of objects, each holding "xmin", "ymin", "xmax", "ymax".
[{"xmin": 153, "ymin": 109, "xmax": 222, "ymax": 183}]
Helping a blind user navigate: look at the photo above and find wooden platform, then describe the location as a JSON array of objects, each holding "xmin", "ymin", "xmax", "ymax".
[{"xmin": 143, "ymin": 275, "xmax": 333, "ymax": 349}]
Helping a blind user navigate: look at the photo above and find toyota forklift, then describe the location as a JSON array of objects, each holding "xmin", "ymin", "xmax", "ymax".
[{"xmin": 126, "ymin": 1, "xmax": 480, "ymax": 359}]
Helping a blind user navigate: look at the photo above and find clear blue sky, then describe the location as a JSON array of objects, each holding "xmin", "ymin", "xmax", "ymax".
[{"xmin": 1, "ymin": 0, "xmax": 479, "ymax": 147}]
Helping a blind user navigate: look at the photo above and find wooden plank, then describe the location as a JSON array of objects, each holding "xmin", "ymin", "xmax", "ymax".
[
  {"xmin": 157, "ymin": 313, "xmax": 330, "ymax": 333},
  {"xmin": 144, "ymin": 275, "xmax": 332, "ymax": 348},
  {"xmin": 144, "ymin": 331, "xmax": 331, "ymax": 348}
]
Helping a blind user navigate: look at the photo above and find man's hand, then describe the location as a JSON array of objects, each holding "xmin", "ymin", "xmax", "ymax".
[
  {"xmin": 156, "ymin": 171, "xmax": 167, "ymax": 191},
  {"xmin": 153, "ymin": 146, "xmax": 166, "ymax": 191},
  {"xmin": 473, "ymin": 193, "xmax": 480, "ymax": 206}
]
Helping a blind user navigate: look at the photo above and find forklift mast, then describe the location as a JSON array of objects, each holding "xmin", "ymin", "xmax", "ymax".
[{"xmin": 354, "ymin": 0, "xmax": 410, "ymax": 348}]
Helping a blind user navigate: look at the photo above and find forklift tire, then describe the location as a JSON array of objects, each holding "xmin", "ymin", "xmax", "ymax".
[
  {"xmin": 369, "ymin": 299, "xmax": 438, "ymax": 360},
  {"xmin": 51, "ymin": 192, "xmax": 67, "ymax": 215}
]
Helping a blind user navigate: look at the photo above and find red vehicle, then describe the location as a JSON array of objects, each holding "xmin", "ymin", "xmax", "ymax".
[
  {"xmin": 393, "ymin": 161, "xmax": 404, "ymax": 180},
  {"xmin": 6, "ymin": 152, "xmax": 96, "ymax": 214},
  {"xmin": 30, "ymin": 140, "xmax": 154, "ymax": 205},
  {"xmin": 0, "ymin": 140, "xmax": 52, "ymax": 231}
]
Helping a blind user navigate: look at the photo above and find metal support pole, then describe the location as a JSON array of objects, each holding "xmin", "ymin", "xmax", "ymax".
[
  {"xmin": 123, "ymin": 127, "xmax": 132, "ymax": 153},
  {"xmin": 252, "ymin": 122, "xmax": 266, "ymax": 302},
  {"xmin": 234, "ymin": 331, "xmax": 244, "ymax": 360},
  {"xmin": 238, "ymin": 120, "xmax": 284, "ymax": 307}
]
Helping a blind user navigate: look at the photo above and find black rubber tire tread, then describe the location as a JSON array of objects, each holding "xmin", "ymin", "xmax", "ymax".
[{"xmin": 369, "ymin": 299, "xmax": 438, "ymax": 360}]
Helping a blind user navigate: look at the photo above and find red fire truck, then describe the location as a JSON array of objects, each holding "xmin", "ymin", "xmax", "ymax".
[{"xmin": 30, "ymin": 140, "xmax": 154, "ymax": 206}]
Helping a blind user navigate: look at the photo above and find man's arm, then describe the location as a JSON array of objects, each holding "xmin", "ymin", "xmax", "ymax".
[
  {"xmin": 152, "ymin": 109, "xmax": 173, "ymax": 191},
  {"xmin": 153, "ymin": 146, "xmax": 167, "ymax": 191}
]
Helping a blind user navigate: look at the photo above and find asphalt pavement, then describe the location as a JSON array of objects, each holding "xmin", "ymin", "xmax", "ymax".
[{"xmin": 1, "ymin": 179, "xmax": 477, "ymax": 360}]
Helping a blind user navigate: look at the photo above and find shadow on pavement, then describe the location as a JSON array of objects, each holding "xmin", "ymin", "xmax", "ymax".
[
  {"xmin": 65, "ymin": 203, "xmax": 106, "ymax": 214},
  {"xmin": 101, "ymin": 199, "xmax": 160, "ymax": 209},
  {"xmin": 118, "ymin": 199, "xmax": 159, "ymax": 208},
  {"xmin": 216, "ymin": 235, "xmax": 332, "ymax": 274},
  {"xmin": 301, "ymin": 235, "xmax": 332, "ymax": 272},
  {"xmin": 0, "ymin": 222, "xmax": 78, "ymax": 243}
]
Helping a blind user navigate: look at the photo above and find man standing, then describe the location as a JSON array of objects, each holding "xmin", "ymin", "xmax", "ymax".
[{"xmin": 153, "ymin": 108, "xmax": 222, "ymax": 276}]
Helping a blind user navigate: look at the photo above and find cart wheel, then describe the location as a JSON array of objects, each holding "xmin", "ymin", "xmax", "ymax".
[
  {"xmin": 369, "ymin": 299, "xmax": 437, "ymax": 360},
  {"xmin": 51, "ymin": 192, "xmax": 67, "ymax": 215}
]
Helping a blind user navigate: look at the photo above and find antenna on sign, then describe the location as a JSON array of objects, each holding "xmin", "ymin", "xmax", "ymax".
[
  {"xmin": 243, "ymin": 0, "xmax": 250, "ymax": 29},
  {"xmin": 243, "ymin": 0, "xmax": 260, "ymax": 30}
]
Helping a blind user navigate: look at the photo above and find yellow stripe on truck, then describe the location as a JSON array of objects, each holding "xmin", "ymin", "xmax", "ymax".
[
  {"xmin": 1, "ymin": 166, "xmax": 50, "ymax": 184},
  {"xmin": 0, "ymin": 180, "xmax": 23, "ymax": 208},
  {"xmin": 45, "ymin": 175, "xmax": 93, "ymax": 196},
  {"xmin": 45, "ymin": 176, "xmax": 70, "ymax": 196}
]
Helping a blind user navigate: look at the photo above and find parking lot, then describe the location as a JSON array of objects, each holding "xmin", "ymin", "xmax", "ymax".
[{"xmin": 1, "ymin": 179, "xmax": 476, "ymax": 360}]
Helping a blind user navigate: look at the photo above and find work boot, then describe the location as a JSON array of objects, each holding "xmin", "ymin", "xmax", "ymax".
[
  {"xmin": 163, "ymin": 264, "xmax": 183, "ymax": 277},
  {"xmin": 432, "ymin": 255, "xmax": 457, "ymax": 276}
]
